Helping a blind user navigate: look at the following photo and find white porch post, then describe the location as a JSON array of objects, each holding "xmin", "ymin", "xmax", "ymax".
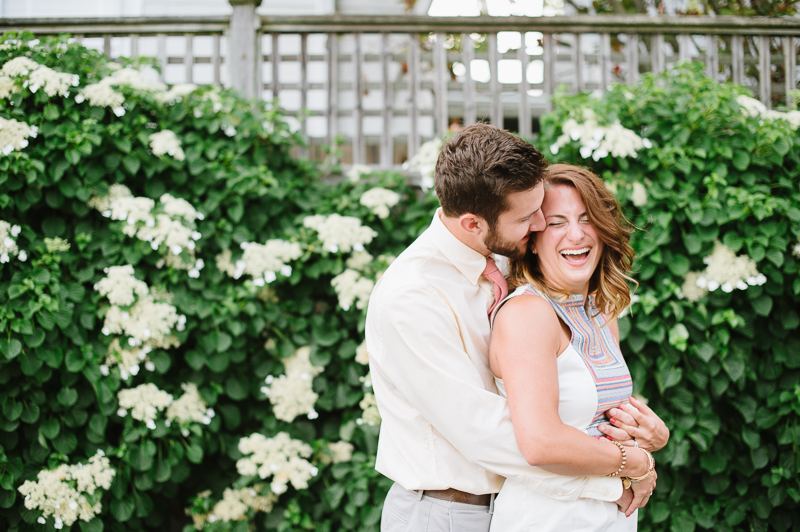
[{"xmin": 229, "ymin": 0, "xmax": 262, "ymax": 98}]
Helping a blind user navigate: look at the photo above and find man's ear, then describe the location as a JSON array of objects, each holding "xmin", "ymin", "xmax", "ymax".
[{"xmin": 458, "ymin": 213, "xmax": 487, "ymax": 237}]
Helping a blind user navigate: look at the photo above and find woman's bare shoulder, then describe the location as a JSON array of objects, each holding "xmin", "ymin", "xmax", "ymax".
[{"xmin": 493, "ymin": 293, "xmax": 559, "ymax": 333}]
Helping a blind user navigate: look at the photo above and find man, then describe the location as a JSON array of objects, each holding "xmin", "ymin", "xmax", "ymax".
[{"xmin": 365, "ymin": 124, "xmax": 625, "ymax": 532}]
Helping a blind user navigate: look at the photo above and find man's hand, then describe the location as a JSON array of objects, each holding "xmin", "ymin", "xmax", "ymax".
[{"xmin": 598, "ymin": 396, "xmax": 670, "ymax": 451}]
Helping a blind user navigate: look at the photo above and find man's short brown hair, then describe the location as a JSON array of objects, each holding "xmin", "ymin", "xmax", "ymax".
[{"xmin": 434, "ymin": 123, "xmax": 547, "ymax": 225}]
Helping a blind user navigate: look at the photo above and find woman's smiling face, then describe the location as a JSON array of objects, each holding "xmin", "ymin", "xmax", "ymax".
[{"xmin": 533, "ymin": 183, "xmax": 604, "ymax": 297}]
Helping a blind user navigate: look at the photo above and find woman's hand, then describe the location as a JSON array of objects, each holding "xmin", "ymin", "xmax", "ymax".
[
  {"xmin": 623, "ymin": 468, "xmax": 657, "ymax": 517},
  {"xmin": 598, "ymin": 396, "xmax": 670, "ymax": 451}
]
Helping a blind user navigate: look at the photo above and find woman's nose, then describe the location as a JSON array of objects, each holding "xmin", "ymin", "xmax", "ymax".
[{"xmin": 566, "ymin": 220, "xmax": 584, "ymax": 241}]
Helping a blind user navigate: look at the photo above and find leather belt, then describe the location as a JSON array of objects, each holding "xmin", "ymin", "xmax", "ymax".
[{"xmin": 422, "ymin": 488, "xmax": 491, "ymax": 506}]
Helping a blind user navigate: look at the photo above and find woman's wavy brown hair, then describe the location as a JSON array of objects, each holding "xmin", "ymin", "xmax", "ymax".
[{"xmin": 507, "ymin": 164, "xmax": 637, "ymax": 320}]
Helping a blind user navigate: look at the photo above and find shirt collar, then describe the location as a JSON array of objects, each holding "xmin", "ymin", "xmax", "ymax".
[{"xmin": 429, "ymin": 209, "xmax": 488, "ymax": 286}]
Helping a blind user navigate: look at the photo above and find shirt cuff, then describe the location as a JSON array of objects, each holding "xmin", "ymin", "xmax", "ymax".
[{"xmin": 579, "ymin": 476, "xmax": 623, "ymax": 502}]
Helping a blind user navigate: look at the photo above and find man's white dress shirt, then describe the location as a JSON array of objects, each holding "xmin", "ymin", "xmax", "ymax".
[{"xmin": 365, "ymin": 210, "xmax": 622, "ymax": 501}]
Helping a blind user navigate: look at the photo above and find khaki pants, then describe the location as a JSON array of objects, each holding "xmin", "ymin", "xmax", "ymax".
[{"xmin": 381, "ymin": 483, "xmax": 494, "ymax": 532}]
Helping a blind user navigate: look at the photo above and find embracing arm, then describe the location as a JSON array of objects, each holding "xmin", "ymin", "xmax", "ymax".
[
  {"xmin": 368, "ymin": 284, "xmax": 622, "ymax": 502},
  {"xmin": 490, "ymin": 295, "xmax": 651, "ymax": 478}
]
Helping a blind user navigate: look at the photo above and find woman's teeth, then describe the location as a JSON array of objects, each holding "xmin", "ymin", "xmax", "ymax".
[{"xmin": 560, "ymin": 248, "xmax": 590, "ymax": 261}]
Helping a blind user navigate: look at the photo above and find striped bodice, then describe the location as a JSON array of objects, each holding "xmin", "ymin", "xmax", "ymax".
[{"xmin": 510, "ymin": 284, "xmax": 632, "ymax": 438}]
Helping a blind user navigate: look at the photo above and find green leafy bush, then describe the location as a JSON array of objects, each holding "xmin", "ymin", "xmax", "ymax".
[
  {"xmin": 2, "ymin": 32, "xmax": 798, "ymax": 532},
  {"xmin": 540, "ymin": 62, "xmax": 800, "ymax": 531},
  {"xmin": 0, "ymin": 33, "xmax": 437, "ymax": 532}
]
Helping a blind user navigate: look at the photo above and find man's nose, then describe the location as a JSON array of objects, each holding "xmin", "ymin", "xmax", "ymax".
[{"xmin": 529, "ymin": 211, "xmax": 546, "ymax": 232}]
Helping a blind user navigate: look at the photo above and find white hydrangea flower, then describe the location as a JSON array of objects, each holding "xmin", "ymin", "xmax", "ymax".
[
  {"xmin": 87, "ymin": 184, "xmax": 132, "ymax": 212},
  {"xmin": 346, "ymin": 251, "xmax": 373, "ymax": 271},
  {"xmin": 95, "ymin": 265, "xmax": 149, "ymax": 306},
  {"xmin": 303, "ymin": 214, "xmax": 377, "ymax": 254},
  {"xmin": 236, "ymin": 432, "xmax": 316, "ymax": 494},
  {"xmin": 117, "ymin": 383, "xmax": 173, "ymax": 425},
  {"xmin": 631, "ymin": 182, "xmax": 648, "ymax": 207},
  {"xmin": 226, "ymin": 239, "xmax": 303, "ymax": 282},
  {"xmin": 550, "ymin": 111, "xmax": 649, "ymax": 160},
  {"xmin": 0, "ymin": 117, "xmax": 37, "ymax": 155},
  {"xmin": 17, "ymin": 452, "xmax": 115, "ymax": 527},
  {"xmin": 792, "ymin": 238, "xmax": 800, "ymax": 259},
  {"xmin": 0, "ymin": 73, "xmax": 21, "ymax": 98},
  {"xmin": 737, "ymin": 94, "xmax": 800, "ymax": 130},
  {"xmin": 201, "ymin": 485, "xmax": 277, "ymax": 524},
  {"xmin": 104, "ymin": 339, "xmax": 152, "ymax": 376},
  {"xmin": 89, "ymin": 189, "xmax": 202, "ymax": 272},
  {"xmin": 331, "ymin": 269, "xmax": 374, "ymax": 311},
  {"xmin": 262, "ymin": 346, "xmax": 323, "ymax": 423},
  {"xmin": 166, "ymin": 383, "xmax": 213, "ymax": 425},
  {"xmin": 737, "ymin": 95, "xmax": 767, "ymax": 117},
  {"xmin": 103, "ymin": 294, "xmax": 180, "ymax": 349},
  {"xmin": 0, "ymin": 220, "xmax": 24, "ymax": 261},
  {"xmin": 682, "ymin": 240, "xmax": 765, "ymax": 302},
  {"xmin": 149, "ymin": 130, "xmax": 185, "ymax": 161},
  {"xmin": 346, "ymin": 164, "xmax": 373, "ymax": 183},
  {"xmin": 402, "ymin": 137, "xmax": 443, "ymax": 190},
  {"xmin": 78, "ymin": 67, "xmax": 165, "ymax": 109},
  {"xmin": 28, "ymin": 66, "xmax": 77, "ymax": 97},
  {"xmin": 160, "ymin": 193, "xmax": 201, "ymax": 222},
  {"xmin": 79, "ymin": 83, "xmax": 125, "ymax": 108},
  {"xmin": 324, "ymin": 441, "xmax": 354, "ymax": 464},
  {"xmin": 109, "ymin": 196, "xmax": 155, "ymax": 225},
  {"xmin": 105, "ymin": 67, "xmax": 166, "ymax": 92},
  {"xmin": 1, "ymin": 57, "xmax": 40, "ymax": 77},
  {"xmin": 155, "ymin": 83, "xmax": 198, "ymax": 104},
  {"xmin": 354, "ymin": 340, "xmax": 369, "ymax": 365},
  {"xmin": 360, "ymin": 187, "xmax": 401, "ymax": 219},
  {"xmin": 357, "ymin": 393, "xmax": 381, "ymax": 426}
]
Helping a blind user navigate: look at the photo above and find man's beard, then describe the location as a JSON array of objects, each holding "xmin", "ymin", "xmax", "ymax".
[{"xmin": 483, "ymin": 223, "xmax": 528, "ymax": 259}]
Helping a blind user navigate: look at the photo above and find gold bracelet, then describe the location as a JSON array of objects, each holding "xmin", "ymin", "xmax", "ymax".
[
  {"xmin": 628, "ymin": 448, "xmax": 655, "ymax": 482},
  {"xmin": 607, "ymin": 440, "xmax": 627, "ymax": 477}
]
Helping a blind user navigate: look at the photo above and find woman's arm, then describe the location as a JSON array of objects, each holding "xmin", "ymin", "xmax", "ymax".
[{"xmin": 490, "ymin": 295, "xmax": 650, "ymax": 478}]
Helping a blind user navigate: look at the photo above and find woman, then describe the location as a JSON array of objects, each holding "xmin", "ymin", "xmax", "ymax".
[{"xmin": 488, "ymin": 165, "xmax": 667, "ymax": 531}]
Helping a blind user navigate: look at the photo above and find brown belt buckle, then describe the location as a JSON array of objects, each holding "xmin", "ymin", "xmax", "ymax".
[{"xmin": 423, "ymin": 488, "xmax": 491, "ymax": 506}]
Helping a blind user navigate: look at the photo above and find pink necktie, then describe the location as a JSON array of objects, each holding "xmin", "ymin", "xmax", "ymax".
[{"xmin": 483, "ymin": 257, "xmax": 509, "ymax": 319}]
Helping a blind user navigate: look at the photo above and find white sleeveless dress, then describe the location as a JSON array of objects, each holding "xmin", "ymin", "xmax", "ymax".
[{"xmin": 488, "ymin": 285, "xmax": 637, "ymax": 532}]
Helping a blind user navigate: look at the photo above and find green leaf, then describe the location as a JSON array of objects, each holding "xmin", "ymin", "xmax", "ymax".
[
  {"xmin": 225, "ymin": 375, "xmax": 249, "ymax": 400},
  {"xmin": 57, "ymin": 387, "xmax": 79, "ymax": 407},
  {"xmin": 43, "ymin": 104, "xmax": 60, "ymax": 121},
  {"xmin": 751, "ymin": 295, "xmax": 773, "ymax": 317},
  {"xmin": 40, "ymin": 418, "xmax": 61, "ymax": 440},
  {"xmin": 773, "ymin": 136, "xmax": 789, "ymax": 156},
  {"xmin": 670, "ymin": 508, "xmax": 696, "ymax": 532},
  {"xmin": 154, "ymin": 460, "xmax": 172, "ymax": 483},
  {"xmin": 79, "ymin": 518, "xmax": 104, "ymax": 532},
  {"xmin": 24, "ymin": 328, "xmax": 45, "ymax": 349},
  {"xmin": 110, "ymin": 497, "xmax": 135, "ymax": 522},
  {"xmin": 186, "ymin": 443, "xmax": 204, "ymax": 464},
  {"xmin": 732, "ymin": 151, "xmax": 750, "ymax": 171},
  {"xmin": 3, "ymin": 402, "xmax": 22, "ymax": 421},
  {"xmin": 65, "ymin": 349, "xmax": 86, "ymax": 372},
  {"xmin": 8, "ymin": 284, "xmax": 27, "ymax": 299},
  {"xmin": 122, "ymin": 155, "xmax": 141, "ymax": 175},
  {"xmin": 216, "ymin": 332, "xmax": 232, "ymax": 353},
  {"xmin": 0, "ymin": 338, "xmax": 22, "ymax": 360}
]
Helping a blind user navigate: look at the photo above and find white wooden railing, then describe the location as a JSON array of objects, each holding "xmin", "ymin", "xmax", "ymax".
[{"xmin": 3, "ymin": 12, "xmax": 800, "ymax": 166}]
